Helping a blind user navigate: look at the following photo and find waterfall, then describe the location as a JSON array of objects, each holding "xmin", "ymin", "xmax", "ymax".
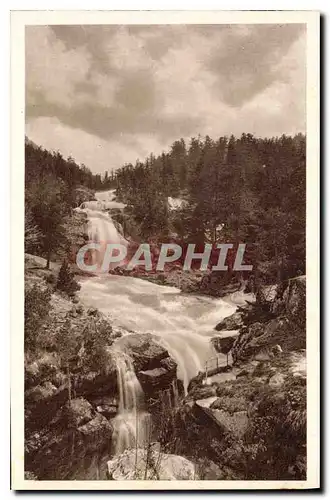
[
  {"xmin": 76, "ymin": 190, "xmax": 128, "ymax": 270},
  {"xmin": 77, "ymin": 190, "xmax": 244, "ymax": 454},
  {"xmin": 111, "ymin": 347, "xmax": 151, "ymax": 455}
]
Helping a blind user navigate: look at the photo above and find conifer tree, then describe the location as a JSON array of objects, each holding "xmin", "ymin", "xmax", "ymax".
[{"xmin": 57, "ymin": 259, "xmax": 81, "ymax": 297}]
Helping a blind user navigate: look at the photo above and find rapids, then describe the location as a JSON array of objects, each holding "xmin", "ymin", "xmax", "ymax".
[{"xmin": 77, "ymin": 190, "xmax": 246, "ymax": 455}]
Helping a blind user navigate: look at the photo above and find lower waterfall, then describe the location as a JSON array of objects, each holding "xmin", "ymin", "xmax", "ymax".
[{"xmin": 111, "ymin": 347, "xmax": 151, "ymax": 455}]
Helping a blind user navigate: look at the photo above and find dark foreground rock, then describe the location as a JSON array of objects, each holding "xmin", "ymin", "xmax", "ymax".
[
  {"xmin": 161, "ymin": 351, "xmax": 306, "ymax": 480},
  {"xmin": 160, "ymin": 276, "xmax": 306, "ymax": 480},
  {"xmin": 25, "ymin": 397, "xmax": 113, "ymax": 480},
  {"xmin": 231, "ymin": 276, "xmax": 306, "ymax": 365}
]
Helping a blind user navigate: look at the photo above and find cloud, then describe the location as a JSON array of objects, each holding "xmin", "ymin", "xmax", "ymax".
[
  {"xmin": 25, "ymin": 117, "xmax": 166, "ymax": 173},
  {"xmin": 205, "ymin": 24, "xmax": 305, "ymax": 106},
  {"xmin": 25, "ymin": 24, "xmax": 306, "ymax": 173}
]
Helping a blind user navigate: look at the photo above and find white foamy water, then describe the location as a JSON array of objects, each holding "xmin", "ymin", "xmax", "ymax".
[
  {"xmin": 79, "ymin": 274, "xmax": 236, "ymax": 389},
  {"xmin": 111, "ymin": 347, "xmax": 151, "ymax": 455}
]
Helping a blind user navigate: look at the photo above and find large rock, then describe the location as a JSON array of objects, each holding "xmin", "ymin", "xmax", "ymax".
[
  {"xmin": 232, "ymin": 314, "xmax": 305, "ymax": 365},
  {"xmin": 215, "ymin": 312, "xmax": 243, "ymax": 331},
  {"xmin": 113, "ymin": 334, "xmax": 178, "ymax": 394},
  {"xmin": 163, "ymin": 345, "xmax": 307, "ymax": 481},
  {"xmin": 89, "ymin": 395, "xmax": 118, "ymax": 419},
  {"xmin": 114, "ymin": 333, "xmax": 168, "ymax": 372},
  {"xmin": 107, "ymin": 447, "xmax": 196, "ymax": 480},
  {"xmin": 231, "ymin": 277, "xmax": 306, "ymax": 364},
  {"xmin": 62, "ymin": 398, "xmax": 93, "ymax": 428},
  {"xmin": 25, "ymin": 398, "xmax": 113, "ymax": 480},
  {"xmin": 77, "ymin": 413, "xmax": 113, "ymax": 451},
  {"xmin": 272, "ymin": 276, "xmax": 306, "ymax": 324},
  {"xmin": 231, "ymin": 322, "xmax": 264, "ymax": 364},
  {"xmin": 212, "ymin": 332, "xmax": 239, "ymax": 354},
  {"xmin": 25, "ymin": 367, "xmax": 118, "ymax": 433},
  {"xmin": 139, "ymin": 357, "xmax": 177, "ymax": 389}
]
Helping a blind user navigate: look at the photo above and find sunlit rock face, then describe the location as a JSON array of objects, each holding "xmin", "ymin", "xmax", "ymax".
[{"xmin": 107, "ymin": 447, "xmax": 196, "ymax": 480}]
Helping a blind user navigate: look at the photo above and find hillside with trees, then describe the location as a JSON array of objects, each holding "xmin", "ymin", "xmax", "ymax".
[
  {"xmin": 114, "ymin": 133, "xmax": 306, "ymax": 287},
  {"xmin": 25, "ymin": 137, "xmax": 115, "ymax": 266}
]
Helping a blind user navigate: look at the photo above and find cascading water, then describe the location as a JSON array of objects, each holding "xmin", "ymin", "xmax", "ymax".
[
  {"xmin": 111, "ymin": 347, "xmax": 151, "ymax": 455},
  {"xmin": 77, "ymin": 190, "xmax": 246, "ymax": 454}
]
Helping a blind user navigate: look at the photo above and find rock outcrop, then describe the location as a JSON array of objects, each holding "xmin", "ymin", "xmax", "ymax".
[
  {"xmin": 113, "ymin": 333, "xmax": 178, "ymax": 395},
  {"xmin": 163, "ymin": 348, "xmax": 307, "ymax": 481},
  {"xmin": 272, "ymin": 275, "xmax": 306, "ymax": 327},
  {"xmin": 215, "ymin": 311, "xmax": 243, "ymax": 331},
  {"xmin": 231, "ymin": 276, "xmax": 306, "ymax": 365},
  {"xmin": 25, "ymin": 365, "xmax": 118, "ymax": 433},
  {"xmin": 107, "ymin": 447, "xmax": 196, "ymax": 480},
  {"xmin": 212, "ymin": 332, "xmax": 239, "ymax": 355},
  {"xmin": 25, "ymin": 397, "xmax": 113, "ymax": 480}
]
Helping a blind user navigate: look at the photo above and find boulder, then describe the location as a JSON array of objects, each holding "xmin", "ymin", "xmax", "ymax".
[
  {"xmin": 215, "ymin": 312, "xmax": 243, "ymax": 331},
  {"xmin": 73, "ymin": 368, "xmax": 118, "ymax": 398},
  {"xmin": 62, "ymin": 398, "xmax": 93, "ymax": 429},
  {"xmin": 25, "ymin": 399, "xmax": 113, "ymax": 480},
  {"xmin": 76, "ymin": 413, "xmax": 113, "ymax": 451},
  {"xmin": 96, "ymin": 404, "xmax": 117, "ymax": 419},
  {"xmin": 90, "ymin": 395, "xmax": 118, "ymax": 419},
  {"xmin": 207, "ymin": 409, "xmax": 249, "ymax": 438},
  {"xmin": 113, "ymin": 334, "xmax": 178, "ymax": 394},
  {"xmin": 138, "ymin": 356, "xmax": 177, "ymax": 389},
  {"xmin": 114, "ymin": 333, "xmax": 168, "ymax": 372},
  {"xmin": 272, "ymin": 276, "xmax": 306, "ymax": 325},
  {"xmin": 25, "ymin": 365, "xmax": 118, "ymax": 433},
  {"xmin": 194, "ymin": 397, "xmax": 249, "ymax": 439},
  {"xmin": 231, "ymin": 302, "xmax": 305, "ymax": 364},
  {"xmin": 231, "ymin": 322, "xmax": 265, "ymax": 364},
  {"xmin": 107, "ymin": 447, "xmax": 196, "ymax": 480},
  {"xmin": 268, "ymin": 372, "xmax": 285, "ymax": 387}
]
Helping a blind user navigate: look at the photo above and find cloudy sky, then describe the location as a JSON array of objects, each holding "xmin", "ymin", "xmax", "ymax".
[{"xmin": 26, "ymin": 24, "xmax": 306, "ymax": 174}]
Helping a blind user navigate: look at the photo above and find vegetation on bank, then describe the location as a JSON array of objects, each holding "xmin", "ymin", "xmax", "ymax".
[
  {"xmin": 114, "ymin": 133, "xmax": 305, "ymax": 288},
  {"xmin": 25, "ymin": 137, "xmax": 114, "ymax": 267},
  {"xmin": 24, "ymin": 258, "xmax": 117, "ymax": 405}
]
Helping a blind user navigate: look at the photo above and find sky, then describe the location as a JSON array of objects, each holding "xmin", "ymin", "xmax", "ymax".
[{"xmin": 25, "ymin": 24, "xmax": 306, "ymax": 174}]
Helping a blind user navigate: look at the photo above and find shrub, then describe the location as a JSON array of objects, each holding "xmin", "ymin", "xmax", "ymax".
[
  {"xmin": 56, "ymin": 259, "xmax": 81, "ymax": 297},
  {"xmin": 25, "ymin": 282, "xmax": 52, "ymax": 352}
]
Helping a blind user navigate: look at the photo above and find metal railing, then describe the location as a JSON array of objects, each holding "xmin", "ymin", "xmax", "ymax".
[{"xmin": 204, "ymin": 355, "xmax": 228, "ymax": 379}]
